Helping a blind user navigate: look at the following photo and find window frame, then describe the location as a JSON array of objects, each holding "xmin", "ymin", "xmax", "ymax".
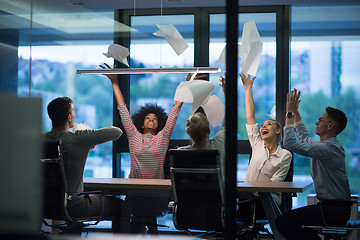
[{"xmin": 113, "ymin": 6, "xmax": 290, "ymax": 178}]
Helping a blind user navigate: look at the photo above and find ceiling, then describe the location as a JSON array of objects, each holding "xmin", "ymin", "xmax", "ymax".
[
  {"xmin": 2, "ymin": 0, "xmax": 360, "ymax": 13},
  {"xmin": 1, "ymin": 0, "xmax": 359, "ymax": 47}
]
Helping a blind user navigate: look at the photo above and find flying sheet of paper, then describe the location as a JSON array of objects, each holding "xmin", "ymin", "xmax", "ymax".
[
  {"xmin": 73, "ymin": 123, "xmax": 92, "ymax": 132},
  {"xmin": 153, "ymin": 24, "xmax": 189, "ymax": 56},
  {"xmin": 217, "ymin": 20, "xmax": 263, "ymax": 76},
  {"xmin": 174, "ymin": 80, "xmax": 225, "ymax": 127},
  {"xmin": 103, "ymin": 44, "xmax": 130, "ymax": 67}
]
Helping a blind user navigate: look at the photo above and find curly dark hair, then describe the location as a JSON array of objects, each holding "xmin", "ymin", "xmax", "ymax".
[{"xmin": 131, "ymin": 103, "xmax": 168, "ymax": 134}]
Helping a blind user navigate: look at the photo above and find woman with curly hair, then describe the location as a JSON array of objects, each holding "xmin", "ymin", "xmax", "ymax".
[
  {"xmin": 102, "ymin": 64, "xmax": 206, "ymax": 233},
  {"xmin": 102, "ymin": 63, "xmax": 204, "ymax": 179}
]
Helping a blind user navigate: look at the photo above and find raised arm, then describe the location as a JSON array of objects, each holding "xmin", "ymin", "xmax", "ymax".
[
  {"xmin": 100, "ymin": 63, "xmax": 125, "ymax": 106},
  {"xmin": 240, "ymin": 73, "xmax": 256, "ymax": 125},
  {"xmin": 285, "ymin": 88, "xmax": 302, "ymax": 125}
]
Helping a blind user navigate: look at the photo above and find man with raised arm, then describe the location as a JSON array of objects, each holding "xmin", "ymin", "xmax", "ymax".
[{"xmin": 276, "ymin": 89, "xmax": 351, "ymax": 240}]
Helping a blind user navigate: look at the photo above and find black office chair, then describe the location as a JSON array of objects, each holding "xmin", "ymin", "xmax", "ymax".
[
  {"xmin": 169, "ymin": 149, "xmax": 226, "ymax": 236},
  {"xmin": 302, "ymin": 198, "xmax": 360, "ymax": 240},
  {"xmin": 41, "ymin": 140, "xmax": 104, "ymax": 234},
  {"xmin": 279, "ymin": 153, "xmax": 296, "ymax": 214}
]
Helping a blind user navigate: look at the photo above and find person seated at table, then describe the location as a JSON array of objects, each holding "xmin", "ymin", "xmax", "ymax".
[
  {"xmin": 238, "ymin": 73, "xmax": 292, "ymax": 232},
  {"xmin": 45, "ymin": 97, "xmax": 130, "ymax": 233},
  {"xmin": 275, "ymin": 89, "xmax": 351, "ymax": 240},
  {"xmin": 177, "ymin": 75, "xmax": 226, "ymax": 179},
  {"xmin": 102, "ymin": 63, "xmax": 205, "ymax": 233}
]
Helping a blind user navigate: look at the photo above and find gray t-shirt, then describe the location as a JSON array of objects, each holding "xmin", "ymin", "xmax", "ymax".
[{"xmin": 44, "ymin": 126, "xmax": 122, "ymax": 205}]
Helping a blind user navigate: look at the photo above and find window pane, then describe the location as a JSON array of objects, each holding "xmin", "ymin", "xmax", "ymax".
[
  {"xmin": 124, "ymin": 14, "xmax": 195, "ymax": 175},
  {"xmin": 209, "ymin": 12, "xmax": 277, "ymax": 181},
  {"xmin": 291, "ymin": 4, "xmax": 360, "ymax": 205}
]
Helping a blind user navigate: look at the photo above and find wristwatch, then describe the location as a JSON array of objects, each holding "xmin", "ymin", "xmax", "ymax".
[{"xmin": 286, "ymin": 112, "xmax": 295, "ymax": 118}]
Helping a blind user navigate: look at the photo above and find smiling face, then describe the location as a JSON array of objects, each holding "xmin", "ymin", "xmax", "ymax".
[
  {"xmin": 142, "ymin": 113, "xmax": 159, "ymax": 134},
  {"xmin": 260, "ymin": 119, "xmax": 281, "ymax": 142}
]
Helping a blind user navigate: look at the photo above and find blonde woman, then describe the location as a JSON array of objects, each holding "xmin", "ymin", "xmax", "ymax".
[
  {"xmin": 237, "ymin": 73, "xmax": 292, "ymax": 230},
  {"xmin": 177, "ymin": 76, "xmax": 226, "ymax": 176}
]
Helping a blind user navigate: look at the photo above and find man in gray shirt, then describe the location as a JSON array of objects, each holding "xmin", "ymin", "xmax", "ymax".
[
  {"xmin": 275, "ymin": 89, "xmax": 351, "ymax": 240},
  {"xmin": 45, "ymin": 97, "xmax": 130, "ymax": 232}
]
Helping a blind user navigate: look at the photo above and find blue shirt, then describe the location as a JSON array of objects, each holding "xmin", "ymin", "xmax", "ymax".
[{"xmin": 283, "ymin": 120, "xmax": 350, "ymax": 201}]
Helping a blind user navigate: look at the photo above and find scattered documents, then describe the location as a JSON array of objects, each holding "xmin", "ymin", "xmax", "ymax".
[
  {"xmin": 153, "ymin": 24, "xmax": 189, "ymax": 56},
  {"xmin": 103, "ymin": 44, "xmax": 130, "ymax": 67},
  {"xmin": 217, "ymin": 20, "xmax": 263, "ymax": 76},
  {"xmin": 174, "ymin": 80, "xmax": 225, "ymax": 127}
]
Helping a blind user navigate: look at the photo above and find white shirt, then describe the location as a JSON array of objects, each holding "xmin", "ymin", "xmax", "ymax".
[{"xmin": 245, "ymin": 123, "xmax": 292, "ymax": 204}]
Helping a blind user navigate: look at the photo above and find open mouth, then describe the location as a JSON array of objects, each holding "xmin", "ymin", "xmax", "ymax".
[{"xmin": 261, "ymin": 129, "xmax": 269, "ymax": 135}]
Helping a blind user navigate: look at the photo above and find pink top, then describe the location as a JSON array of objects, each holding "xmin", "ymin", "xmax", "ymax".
[{"xmin": 118, "ymin": 105, "xmax": 180, "ymax": 179}]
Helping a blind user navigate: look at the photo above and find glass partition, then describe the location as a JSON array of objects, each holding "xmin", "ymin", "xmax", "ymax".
[
  {"xmin": 1, "ymin": 1, "xmax": 117, "ymax": 178},
  {"xmin": 2, "ymin": 0, "xmax": 360, "ymax": 233}
]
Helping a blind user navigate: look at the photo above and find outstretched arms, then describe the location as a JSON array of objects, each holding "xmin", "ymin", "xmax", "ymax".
[{"xmin": 240, "ymin": 73, "xmax": 256, "ymax": 125}]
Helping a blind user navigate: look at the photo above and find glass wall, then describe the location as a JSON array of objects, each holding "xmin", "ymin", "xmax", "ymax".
[
  {"xmin": 1, "ymin": 1, "xmax": 360, "ymax": 231},
  {"xmin": 1, "ymin": 0, "xmax": 120, "ymax": 178},
  {"xmin": 290, "ymin": 4, "xmax": 360, "ymax": 205}
]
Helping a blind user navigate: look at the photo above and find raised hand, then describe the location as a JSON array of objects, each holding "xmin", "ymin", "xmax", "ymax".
[
  {"xmin": 240, "ymin": 73, "xmax": 256, "ymax": 91},
  {"xmin": 99, "ymin": 63, "xmax": 117, "ymax": 83},
  {"xmin": 286, "ymin": 88, "xmax": 301, "ymax": 113}
]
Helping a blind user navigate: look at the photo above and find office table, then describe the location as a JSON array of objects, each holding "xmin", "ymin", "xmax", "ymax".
[{"xmin": 84, "ymin": 178, "xmax": 313, "ymax": 240}]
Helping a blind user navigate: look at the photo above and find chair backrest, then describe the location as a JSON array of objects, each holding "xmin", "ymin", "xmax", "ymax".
[
  {"xmin": 280, "ymin": 153, "xmax": 295, "ymax": 213},
  {"xmin": 169, "ymin": 149, "xmax": 224, "ymax": 232},
  {"xmin": 41, "ymin": 140, "xmax": 72, "ymax": 222}
]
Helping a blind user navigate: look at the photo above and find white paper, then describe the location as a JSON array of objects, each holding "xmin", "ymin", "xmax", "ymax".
[
  {"xmin": 73, "ymin": 122, "xmax": 92, "ymax": 132},
  {"xmin": 201, "ymin": 95, "xmax": 225, "ymax": 127},
  {"xmin": 103, "ymin": 44, "xmax": 130, "ymax": 67},
  {"xmin": 174, "ymin": 80, "xmax": 225, "ymax": 127},
  {"xmin": 217, "ymin": 43, "xmax": 243, "ymax": 66},
  {"xmin": 239, "ymin": 21, "xmax": 263, "ymax": 76},
  {"xmin": 217, "ymin": 20, "xmax": 263, "ymax": 76},
  {"xmin": 153, "ymin": 24, "xmax": 189, "ymax": 56}
]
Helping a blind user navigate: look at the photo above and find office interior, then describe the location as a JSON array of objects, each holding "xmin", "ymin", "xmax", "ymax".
[{"xmin": 1, "ymin": 0, "xmax": 360, "ymax": 238}]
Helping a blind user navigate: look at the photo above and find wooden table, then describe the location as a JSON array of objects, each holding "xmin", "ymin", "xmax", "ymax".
[
  {"xmin": 84, "ymin": 177, "xmax": 172, "ymax": 196},
  {"xmin": 84, "ymin": 178, "xmax": 313, "ymax": 239}
]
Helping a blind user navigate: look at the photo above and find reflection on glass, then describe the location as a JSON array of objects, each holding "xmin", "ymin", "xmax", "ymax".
[{"xmin": 7, "ymin": 4, "xmax": 116, "ymax": 178}]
